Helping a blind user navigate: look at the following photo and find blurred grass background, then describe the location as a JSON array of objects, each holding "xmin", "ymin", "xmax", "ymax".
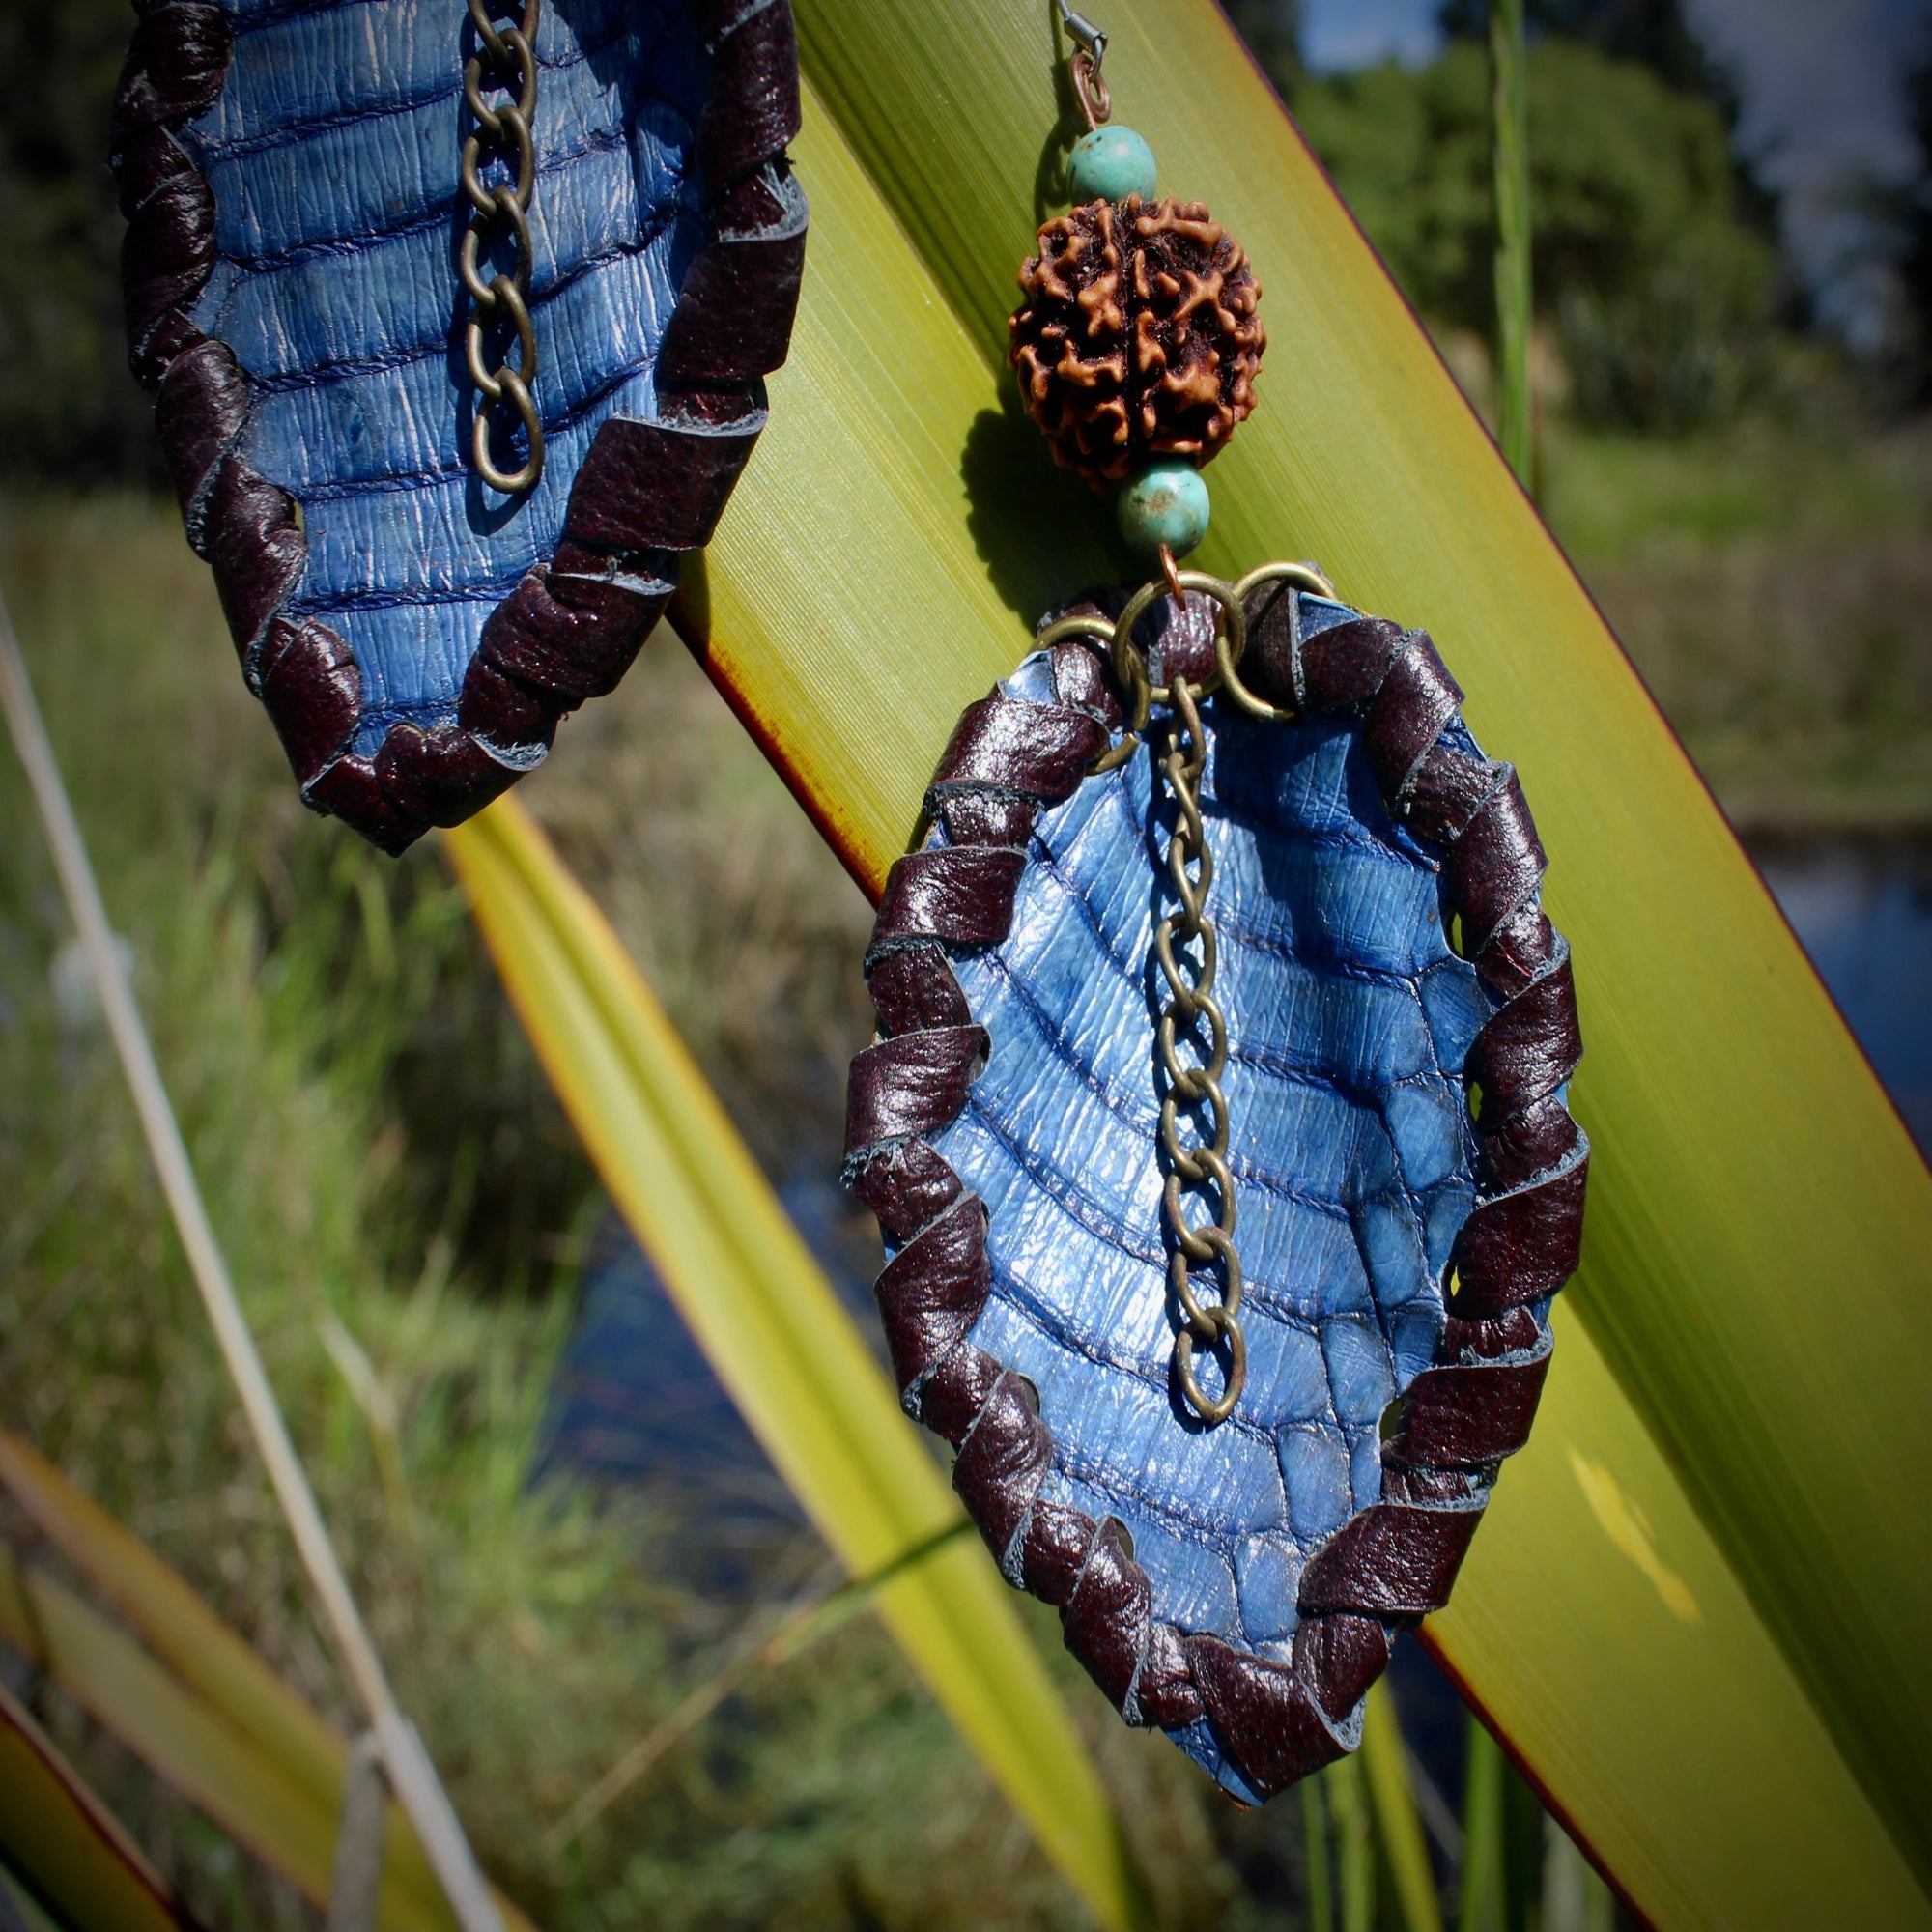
[
  {"xmin": 0, "ymin": 506, "xmax": 1241, "ymax": 1932},
  {"xmin": 0, "ymin": 0, "xmax": 1927, "ymax": 1925}
]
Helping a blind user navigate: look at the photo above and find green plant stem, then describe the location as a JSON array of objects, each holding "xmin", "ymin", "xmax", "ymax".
[
  {"xmin": 1541, "ymin": 1820, "xmax": 1618, "ymax": 1932},
  {"xmin": 1490, "ymin": 0, "xmax": 1533, "ymax": 489},
  {"xmin": 1303, "ymin": 1773, "xmax": 1335, "ymax": 1932},
  {"xmin": 1326, "ymin": 1753, "xmax": 1377, "ymax": 1932},
  {"xmin": 1362, "ymin": 1680, "xmax": 1445, "ymax": 1932},
  {"xmin": 1461, "ymin": 1719, "xmax": 1504, "ymax": 1932},
  {"xmin": 1503, "ymin": 1756, "xmax": 1544, "ymax": 1932}
]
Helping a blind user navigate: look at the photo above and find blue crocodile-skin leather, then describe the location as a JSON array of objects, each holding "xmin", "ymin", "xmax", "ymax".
[
  {"xmin": 926, "ymin": 597, "xmax": 1493, "ymax": 1800},
  {"xmin": 182, "ymin": 0, "xmax": 710, "ymax": 755}
]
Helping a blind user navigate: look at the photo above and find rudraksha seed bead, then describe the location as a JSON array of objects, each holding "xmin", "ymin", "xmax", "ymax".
[{"xmin": 1009, "ymin": 196, "xmax": 1264, "ymax": 488}]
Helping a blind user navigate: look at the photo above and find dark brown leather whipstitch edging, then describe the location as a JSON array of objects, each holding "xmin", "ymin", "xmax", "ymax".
[
  {"xmin": 842, "ymin": 585, "xmax": 1588, "ymax": 1800},
  {"xmin": 111, "ymin": 0, "xmax": 806, "ymax": 854}
]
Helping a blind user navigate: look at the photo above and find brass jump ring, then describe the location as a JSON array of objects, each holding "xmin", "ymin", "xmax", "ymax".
[
  {"xmin": 1111, "ymin": 569, "xmax": 1248, "ymax": 710},
  {"xmin": 1070, "ymin": 50, "xmax": 1111, "ymax": 130},
  {"xmin": 1218, "ymin": 560, "xmax": 1343, "ymax": 722}
]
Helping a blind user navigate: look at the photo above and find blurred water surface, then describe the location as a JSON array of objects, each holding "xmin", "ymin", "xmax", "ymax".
[{"xmin": 1756, "ymin": 840, "xmax": 1932, "ymax": 1157}]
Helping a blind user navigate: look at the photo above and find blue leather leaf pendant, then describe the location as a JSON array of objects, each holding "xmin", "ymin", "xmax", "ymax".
[
  {"xmin": 845, "ymin": 576, "xmax": 1588, "ymax": 1802},
  {"xmin": 112, "ymin": 0, "xmax": 805, "ymax": 852}
]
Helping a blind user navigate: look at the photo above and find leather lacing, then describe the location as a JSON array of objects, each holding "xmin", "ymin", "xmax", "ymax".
[
  {"xmin": 843, "ymin": 583, "xmax": 1587, "ymax": 1800},
  {"xmin": 113, "ymin": 0, "xmax": 808, "ymax": 854}
]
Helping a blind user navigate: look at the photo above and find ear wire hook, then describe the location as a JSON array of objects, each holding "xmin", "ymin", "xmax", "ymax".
[
  {"xmin": 1057, "ymin": 0, "xmax": 1107, "ymax": 67},
  {"xmin": 1056, "ymin": 0, "xmax": 1111, "ymax": 128}
]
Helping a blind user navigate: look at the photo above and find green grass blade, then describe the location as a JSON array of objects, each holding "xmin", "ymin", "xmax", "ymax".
[
  {"xmin": 1326, "ymin": 1751, "xmax": 1377, "ymax": 1932},
  {"xmin": 0, "ymin": 1430, "xmax": 343, "ymax": 1815},
  {"xmin": 0, "ymin": 1676, "xmax": 185, "ymax": 1932},
  {"xmin": 658, "ymin": 14, "xmax": 1932, "ymax": 1919},
  {"xmin": 1303, "ymin": 1772, "xmax": 1335, "ymax": 1932},
  {"xmin": 1461, "ymin": 1720, "xmax": 1504, "ymax": 1932},
  {"xmin": 441, "ymin": 798, "xmax": 1147, "ymax": 1932},
  {"xmin": 0, "ymin": 1439, "xmax": 529, "ymax": 1931},
  {"xmin": 0, "ymin": 1542, "xmax": 357, "ymax": 1919},
  {"xmin": 1489, "ymin": 0, "xmax": 1533, "ymax": 488},
  {"xmin": 1362, "ymin": 1681, "xmax": 1444, "ymax": 1932},
  {"xmin": 543, "ymin": 1520, "xmax": 975, "ymax": 1855},
  {"xmin": 1503, "ymin": 1752, "xmax": 1545, "ymax": 1932}
]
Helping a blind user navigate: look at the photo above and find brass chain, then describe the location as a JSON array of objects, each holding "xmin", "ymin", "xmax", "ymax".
[
  {"xmin": 1035, "ymin": 560, "xmax": 1338, "ymax": 1427},
  {"xmin": 458, "ymin": 0, "xmax": 544, "ymax": 495},
  {"xmin": 1152, "ymin": 671, "xmax": 1245, "ymax": 1425}
]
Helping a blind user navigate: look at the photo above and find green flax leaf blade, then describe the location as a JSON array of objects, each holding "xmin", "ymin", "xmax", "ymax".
[
  {"xmin": 442, "ymin": 798, "xmax": 1148, "ymax": 1932},
  {"xmin": 658, "ymin": 20, "xmax": 1931, "ymax": 1923},
  {"xmin": 0, "ymin": 1675, "xmax": 185, "ymax": 1932}
]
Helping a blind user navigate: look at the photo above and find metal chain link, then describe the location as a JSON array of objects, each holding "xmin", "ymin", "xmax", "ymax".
[
  {"xmin": 1152, "ymin": 670, "xmax": 1245, "ymax": 1425},
  {"xmin": 1037, "ymin": 560, "xmax": 1339, "ymax": 1428},
  {"xmin": 458, "ymin": 0, "xmax": 544, "ymax": 495}
]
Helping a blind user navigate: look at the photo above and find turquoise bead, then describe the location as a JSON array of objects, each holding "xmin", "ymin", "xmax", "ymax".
[
  {"xmin": 1067, "ymin": 125, "xmax": 1158, "ymax": 205},
  {"xmin": 1119, "ymin": 462, "xmax": 1210, "ymax": 557}
]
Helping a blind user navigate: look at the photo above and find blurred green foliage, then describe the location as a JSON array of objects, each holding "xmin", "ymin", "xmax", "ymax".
[
  {"xmin": 1869, "ymin": 44, "xmax": 1932, "ymax": 404},
  {"xmin": 1906, "ymin": 53, "xmax": 1932, "ymax": 386},
  {"xmin": 0, "ymin": 0, "xmax": 1816, "ymax": 465},
  {"xmin": 1223, "ymin": 0, "xmax": 1306, "ymax": 100},
  {"xmin": 1292, "ymin": 41, "xmax": 1776, "ymax": 431},
  {"xmin": 0, "ymin": 0, "xmax": 162, "ymax": 485},
  {"xmin": 1435, "ymin": 0, "xmax": 1744, "ymax": 121},
  {"xmin": 0, "ymin": 498, "xmax": 1319, "ymax": 1931},
  {"xmin": 1543, "ymin": 411, "xmax": 1932, "ymax": 832}
]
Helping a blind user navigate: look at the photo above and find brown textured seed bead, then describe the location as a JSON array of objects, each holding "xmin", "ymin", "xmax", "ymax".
[{"xmin": 1009, "ymin": 196, "xmax": 1264, "ymax": 488}]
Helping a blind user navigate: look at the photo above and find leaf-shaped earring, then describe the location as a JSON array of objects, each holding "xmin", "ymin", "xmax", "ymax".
[
  {"xmin": 113, "ymin": 0, "xmax": 807, "ymax": 852},
  {"xmin": 843, "ymin": 7, "xmax": 1589, "ymax": 1805}
]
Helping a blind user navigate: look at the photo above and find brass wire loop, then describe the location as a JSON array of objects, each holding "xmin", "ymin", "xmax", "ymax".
[
  {"xmin": 458, "ymin": 0, "xmax": 545, "ymax": 496},
  {"xmin": 1070, "ymin": 51, "xmax": 1111, "ymax": 130},
  {"xmin": 1222, "ymin": 559, "xmax": 1338, "ymax": 721}
]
